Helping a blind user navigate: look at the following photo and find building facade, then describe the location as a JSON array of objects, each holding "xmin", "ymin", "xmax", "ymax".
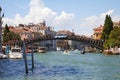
[
  {"xmin": 92, "ymin": 25, "xmax": 103, "ymax": 40},
  {"xmin": 113, "ymin": 21, "xmax": 120, "ymax": 27}
]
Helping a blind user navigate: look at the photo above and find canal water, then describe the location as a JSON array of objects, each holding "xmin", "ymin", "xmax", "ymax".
[{"xmin": 1, "ymin": 51, "xmax": 120, "ymax": 80}]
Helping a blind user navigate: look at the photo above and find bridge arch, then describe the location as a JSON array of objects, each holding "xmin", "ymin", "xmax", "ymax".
[{"xmin": 4, "ymin": 35, "xmax": 104, "ymax": 50}]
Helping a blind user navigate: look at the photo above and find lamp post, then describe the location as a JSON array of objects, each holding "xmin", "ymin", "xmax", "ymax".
[{"xmin": 0, "ymin": 6, "xmax": 4, "ymax": 54}]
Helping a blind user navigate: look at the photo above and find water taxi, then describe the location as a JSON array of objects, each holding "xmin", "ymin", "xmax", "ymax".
[
  {"xmin": 38, "ymin": 47, "xmax": 46, "ymax": 53},
  {"xmin": 63, "ymin": 50, "xmax": 70, "ymax": 54},
  {"xmin": 9, "ymin": 46, "xmax": 23, "ymax": 59},
  {"xmin": 81, "ymin": 50, "xmax": 85, "ymax": 54},
  {"xmin": 57, "ymin": 47, "xmax": 61, "ymax": 51},
  {"xmin": 0, "ymin": 54, "xmax": 7, "ymax": 59}
]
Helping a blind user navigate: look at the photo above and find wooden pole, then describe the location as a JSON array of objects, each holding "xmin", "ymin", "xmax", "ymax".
[
  {"xmin": 23, "ymin": 42, "xmax": 28, "ymax": 73},
  {"xmin": 0, "ymin": 6, "xmax": 3, "ymax": 54},
  {"xmin": 31, "ymin": 43, "xmax": 35, "ymax": 69}
]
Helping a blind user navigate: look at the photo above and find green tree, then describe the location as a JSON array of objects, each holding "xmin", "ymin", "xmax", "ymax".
[
  {"xmin": 4, "ymin": 32, "xmax": 21, "ymax": 42},
  {"xmin": 109, "ymin": 26, "xmax": 120, "ymax": 46},
  {"xmin": 103, "ymin": 26, "xmax": 120, "ymax": 48},
  {"xmin": 3, "ymin": 24, "xmax": 10, "ymax": 36},
  {"xmin": 101, "ymin": 15, "xmax": 113, "ymax": 41},
  {"xmin": 3, "ymin": 24, "xmax": 10, "ymax": 42},
  {"xmin": 3, "ymin": 24, "xmax": 21, "ymax": 42}
]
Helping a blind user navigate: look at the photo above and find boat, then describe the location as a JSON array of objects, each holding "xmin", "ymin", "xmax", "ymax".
[
  {"xmin": 0, "ymin": 54, "xmax": 7, "ymax": 59},
  {"xmin": 38, "ymin": 47, "xmax": 46, "ymax": 53},
  {"xmin": 74, "ymin": 49, "xmax": 79, "ymax": 51},
  {"xmin": 26, "ymin": 49, "xmax": 32, "ymax": 53},
  {"xmin": 9, "ymin": 46, "xmax": 23, "ymax": 59},
  {"xmin": 81, "ymin": 50, "xmax": 85, "ymax": 54},
  {"xmin": 63, "ymin": 50, "xmax": 70, "ymax": 54},
  {"xmin": 26, "ymin": 46, "xmax": 32, "ymax": 53},
  {"xmin": 0, "ymin": 46, "xmax": 8, "ymax": 59},
  {"xmin": 57, "ymin": 47, "xmax": 61, "ymax": 51},
  {"xmin": 103, "ymin": 50, "xmax": 113, "ymax": 55}
]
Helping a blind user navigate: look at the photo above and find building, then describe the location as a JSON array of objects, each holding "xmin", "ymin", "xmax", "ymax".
[
  {"xmin": 9, "ymin": 26, "xmax": 41, "ymax": 40},
  {"xmin": 22, "ymin": 21, "xmax": 57, "ymax": 51},
  {"xmin": 56, "ymin": 30, "xmax": 85, "ymax": 50},
  {"xmin": 92, "ymin": 21, "xmax": 120, "ymax": 40},
  {"xmin": 92, "ymin": 25, "xmax": 103, "ymax": 40},
  {"xmin": 113, "ymin": 21, "xmax": 120, "ymax": 27}
]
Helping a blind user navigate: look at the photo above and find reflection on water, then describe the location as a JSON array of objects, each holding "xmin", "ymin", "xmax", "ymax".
[{"xmin": 1, "ymin": 51, "xmax": 120, "ymax": 80}]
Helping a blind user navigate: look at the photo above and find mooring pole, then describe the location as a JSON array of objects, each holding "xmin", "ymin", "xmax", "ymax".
[
  {"xmin": 0, "ymin": 6, "xmax": 4, "ymax": 54},
  {"xmin": 31, "ymin": 43, "xmax": 34, "ymax": 69},
  {"xmin": 23, "ymin": 42, "xmax": 28, "ymax": 73}
]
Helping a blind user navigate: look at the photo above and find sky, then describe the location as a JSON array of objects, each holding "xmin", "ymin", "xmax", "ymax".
[{"xmin": 0, "ymin": 0, "xmax": 120, "ymax": 36}]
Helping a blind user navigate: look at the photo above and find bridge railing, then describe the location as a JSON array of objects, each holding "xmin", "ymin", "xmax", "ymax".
[{"xmin": 3, "ymin": 34, "xmax": 104, "ymax": 50}]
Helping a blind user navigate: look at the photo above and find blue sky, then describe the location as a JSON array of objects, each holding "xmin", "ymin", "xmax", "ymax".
[{"xmin": 0, "ymin": 0, "xmax": 120, "ymax": 36}]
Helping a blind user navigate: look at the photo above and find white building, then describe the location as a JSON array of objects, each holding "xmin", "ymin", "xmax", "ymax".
[{"xmin": 26, "ymin": 21, "xmax": 57, "ymax": 51}]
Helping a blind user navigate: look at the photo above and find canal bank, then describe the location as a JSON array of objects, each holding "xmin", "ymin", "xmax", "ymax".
[{"xmin": 1, "ymin": 51, "xmax": 120, "ymax": 80}]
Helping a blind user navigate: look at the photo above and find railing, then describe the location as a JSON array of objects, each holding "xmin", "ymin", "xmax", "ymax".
[{"xmin": 4, "ymin": 34, "xmax": 104, "ymax": 50}]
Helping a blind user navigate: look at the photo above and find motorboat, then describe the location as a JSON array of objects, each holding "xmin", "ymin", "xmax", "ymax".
[
  {"xmin": 81, "ymin": 50, "xmax": 85, "ymax": 54},
  {"xmin": 63, "ymin": 50, "xmax": 70, "ymax": 54},
  {"xmin": 38, "ymin": 47, "xmax": 46, "ymax": 53},
  {"xmin": 9, "ymin": 46, "xmax": 23, "ymax": 59},
  {"xmin": 74, "ymin": 49, "xmax": 79, "ymax": 51},
  {"xmin": 26, "ymin": 46, "xmax": 32, "ymax": 53},
  {"xmin": 57, "ymin": 47, "xmax": 61, "ymax": 51},
  {"xmin": 0, "ymin": 54, "xmax": 7, "ymax": 59}
]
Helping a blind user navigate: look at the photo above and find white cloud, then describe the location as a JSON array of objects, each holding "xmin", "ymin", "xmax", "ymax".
[
  {"xmin": 55, "ymin": 11, "xmax": 74, "ymax": 21},
  {"xmin": 30, "ymin": 0, "xmax": 44, "ymax": 7},
  {"xmin": 78, "ymin": 9, "xmax": 120, "ymax": 36},
  {"xmin": 100, "ymin": 10, "xmax": 114, "ymax": 18},
  {"xmin": 3, "ymin": 0, "xmax": 74, "ymax": 29},
  {"xmin": 2, "ymin": 0, "xmax": 120, "ymax": 36},
  {"xmin": 81, "ymin": 10, "xmax": 114, "ymax": 27},
  {"xmin": 53, "ymin": 11, "xmax": 74, "ymax": 29}
]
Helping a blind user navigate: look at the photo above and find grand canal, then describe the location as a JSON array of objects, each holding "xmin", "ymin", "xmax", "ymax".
[{"xmin": 1, "ymin": 51, "xmax": 120, "ymax": 80}]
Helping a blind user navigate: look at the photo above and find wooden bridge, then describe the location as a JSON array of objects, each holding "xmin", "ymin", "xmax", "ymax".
[{"xmin": 4, "ymin": 34, "xmax": 104, "ymax": 50}]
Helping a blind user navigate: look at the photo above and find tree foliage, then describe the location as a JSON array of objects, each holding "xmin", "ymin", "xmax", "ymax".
[
  {"xmin": 3, "ymin": 24, "xmax": 21, "ymax": 43},
  {"xmin": 3, "ymin": 24, "xmax": 10, "ymax": 36},
  {"xmin": 103, "ymin": 26, "xmax": 120, "ymax": 48},
  {"xmin": 101, "ymin": 15, "xmax": 113, "ymax": 41},
  {"xmin": 109, "ymin": 26, "xmax": 120, "ymax": 46}
]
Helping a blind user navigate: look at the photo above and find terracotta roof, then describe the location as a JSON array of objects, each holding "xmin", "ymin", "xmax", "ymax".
[
  {"xmin": 113, "ymin": 21, "xmax": 120, "ymax": 25},
  {"xmin": 93, "ymin": 25, "xmax": 103, "ymax": 31},
  {"xmin": 29, "ymin": 25, "xmax": 47, "ymax": 30},
  {"xmin": 9, "ymin": 27, "xmax": 32, "ymax": 34},
  {"xmin": 57, "ymin": 30, "xmax": 73, "ymax": 35}
]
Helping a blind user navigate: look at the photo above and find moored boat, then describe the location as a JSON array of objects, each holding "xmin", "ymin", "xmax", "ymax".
[
  {"xmin": 63, "ymin": 50, "xmax": 70, "ymax": 54},
  {"xmin": 0, "ymin": 54, "xmax": 7, "ymax": 59},
  {"xmin": 57, "ymin": 47, "xmax": 61, "ymax": 51},
  {"xmin": 103, "ymin": 50, "xmax": 113, "ymax": 55},
  {"xmin": 38, "ymin": 47, "xmax": 46, "ymax": 53},
  {"xmin": 26, "ymin": 49, "xmax": 32, "ymax": 53},
  {"xmin": 9, "ymin": 46, "xmax": 23, "ymax": 59},
  {"xmin": 81, "ymin": 50, "xmax": 85, "ymax": 54}
]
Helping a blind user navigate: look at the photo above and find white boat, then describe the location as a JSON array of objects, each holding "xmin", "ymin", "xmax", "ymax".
[
  {"xmin": 0, "ymin": 54, "xmax": 8, "ymax": 59},
  {"xmin": 9, "ymin": 46, "xmax": 23, "ymax": 59},
  {"xmin": 38, "ymin": 47, "xmax": 46, "ymax": 53},
  {"xmin": 81, "ymin": 50, "xmax": 85, "ymax": 54},
  {"xmin": 57, "ymin": 47, "xmax": 61, "ymax": 51},
  {"xmin": 74, "ymin": 49, "xmax": 78, "ymax": 51},
  {"xmin": 63, "ymin": 50, "xmax": 70, "ymax": 54}
]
